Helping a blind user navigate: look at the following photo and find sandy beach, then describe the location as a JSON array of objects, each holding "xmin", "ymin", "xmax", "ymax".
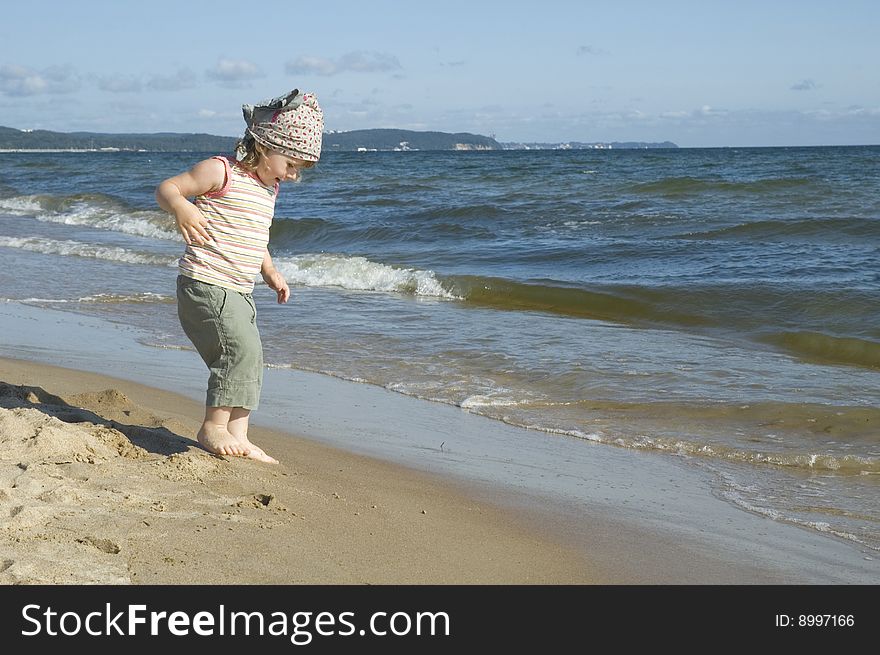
[{"xmin": 0, "ymin": 356, "xmax": 597, "ymax": 584}]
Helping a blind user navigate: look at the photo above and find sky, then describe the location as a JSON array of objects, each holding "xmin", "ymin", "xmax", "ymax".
[{"xmin": 1, "ymin": 0, "xmax": 878, "ymax": 147}]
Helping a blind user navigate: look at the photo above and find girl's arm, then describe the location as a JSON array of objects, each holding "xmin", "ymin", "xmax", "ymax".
[
  {"xmin": 261, "ymin": 249, "xmax": 290, "ymax": 304},
  {"xmin": 155, "ymin": 158, "xmax": 226, "ymax": 245}
]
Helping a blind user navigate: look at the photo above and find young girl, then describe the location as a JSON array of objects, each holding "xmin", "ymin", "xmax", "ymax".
[{"xmin": 155, "ymin": 89, "xmax": 323, "ymax": 464}]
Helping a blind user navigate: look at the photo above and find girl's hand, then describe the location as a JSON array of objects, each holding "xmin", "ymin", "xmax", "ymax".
[
  {"xmin": 173, "ymin": 200, "xmax": 211, "ymax": 246},
  {"xmin": 262, "ymin": 268, "xmax": 290, "ymax": 304}
]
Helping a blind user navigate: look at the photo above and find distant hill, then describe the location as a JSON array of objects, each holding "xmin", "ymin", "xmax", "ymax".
[
  {"xmin": 324, "ymin": 129, "xmax": 501, "ymax": 151},
  {"xmin": 0, "ymin": 126, "xmax": 501, "ymax": 152},
  {"xmin": 0, "ymin": 125, "xmax": 236, "ymax": 152}
]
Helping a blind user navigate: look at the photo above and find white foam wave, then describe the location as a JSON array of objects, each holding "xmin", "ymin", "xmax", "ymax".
[
  {"xmin": 39, "ymin": 205, "xmax": 176, "ymax": 241},
  {"xmin": 0, "ymin": 196, "xmax": 44, "ymax": 214},
  {"xmin": 0, "ymin": 236, "xmax": 176, "ymax": 267},
  {"xmin": 460, "ymin": 394, "xmax": 524, "ymax": 409},
  {"xmin": 0, "ymin": 195, "xmax": 177, "ymax": 240},
  {"xmin": 274, "ymin": 253, "xmax": 457, "ymax": 298},
  {"xmin": 712, "ymin": 468, "xmax": 877, "ymax": 551},
  {"xmin": 503, "ymin": 421, "xmax": 605, "ymax": 443},
  {"xmin": 139, "ymin": 343, "xmax": 193, "ymax": 351},
  {"xmin": 79, "ymin": 292, "xmax": 174, "ymax": 304}
]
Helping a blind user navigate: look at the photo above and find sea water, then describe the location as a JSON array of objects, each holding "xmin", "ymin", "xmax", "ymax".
[{"xmin": 1, "ymin": 146, "xmax": 878, "ymax": 551}]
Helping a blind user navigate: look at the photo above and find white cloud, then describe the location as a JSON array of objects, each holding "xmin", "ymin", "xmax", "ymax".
[
  {"xmin": 206, "ymin": 59, "xmax": 264, "ymax": 87},
  {"xmin": 803, "ymin": 105, "xmax": 880, "ymax": 119},
  {"xmin": 338, "ymin": 51, "xmax": 401, "ymax": 73},
  {"xmin": 0, "ymin": 64, "xmax": 80, "ymax": 96},
  {"xmin": 98, "ymin": 74, "xmax": 142, "ymax": 93},
  {"xmin": 576, "ymin": 45, "xmax": 609, "ymax": 56},
  {"xmin": 147, "ymin": 69, "xmax": 197, "ymax": 92},
  {"xmin": 845, "ymin": 106, "xmax": 880, "ymax": 116},
  {"xmin": 286, "ymin": 51, "xmax": 401, "ymax": 76},
  {"xmin": 791, "ymin": 79, "xmax": 818, "ymax": 91},
  {"xmin": 287, "ymin": 56, "xmax": 338, "ymax": 76}
]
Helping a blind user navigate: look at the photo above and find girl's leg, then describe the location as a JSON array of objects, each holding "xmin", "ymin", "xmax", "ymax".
[
  {"xmin": 226, "ymin": 407, "xmax": 250, "ymax": 441},
  {"xmin": 197, "ymin": 406, "xmax": 250, "ymax": 457},
  {"xmin": 228, "ymin": 407, "xmax": 278, "ymax": 464}
]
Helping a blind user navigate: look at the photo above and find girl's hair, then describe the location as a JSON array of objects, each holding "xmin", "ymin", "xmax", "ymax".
[
  {"xmin": 235, "ymin": 134, "xmax": 262, "ymax": 172},
  {"xmin": 235, "ymin": 134, "xmax": 316, "ymax": 172}
]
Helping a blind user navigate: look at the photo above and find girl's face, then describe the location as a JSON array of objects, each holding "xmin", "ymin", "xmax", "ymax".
[{"xmin": 256, "ymin": 150, "xmax": 314, "ymax": 186}]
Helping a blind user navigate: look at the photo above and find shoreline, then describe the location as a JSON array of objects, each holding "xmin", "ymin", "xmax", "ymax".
[
  {"xmin": 0, "ymin": 356, "xmax": 593, "ymax": 584},
  {"xmin": 1, "ymin": 300, "xmax": 878, "ymax": 583}
]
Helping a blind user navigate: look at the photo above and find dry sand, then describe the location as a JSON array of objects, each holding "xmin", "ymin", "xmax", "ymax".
[{"xmin": 0, "ymin": 357, "xmax": 594, "ymax": 585}]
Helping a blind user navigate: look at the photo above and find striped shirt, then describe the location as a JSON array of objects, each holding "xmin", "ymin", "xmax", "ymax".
[{"xmin": 178, "ymin": 156, "xmax": 278, "ymax": 293}]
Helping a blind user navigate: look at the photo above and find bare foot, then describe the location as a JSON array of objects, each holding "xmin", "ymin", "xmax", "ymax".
[
  {"xmin": 237, "ymin": 437, "xmax": 279, "ymax": 464},
  {"xmin": 197, "ymin": 424, "xmax": 251, "ymax": 457}
]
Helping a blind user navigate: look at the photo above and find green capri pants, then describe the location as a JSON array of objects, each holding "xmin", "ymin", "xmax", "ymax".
[{"xmin": 176, "ymin": 275, "xmax": 263, "ymax": 410}]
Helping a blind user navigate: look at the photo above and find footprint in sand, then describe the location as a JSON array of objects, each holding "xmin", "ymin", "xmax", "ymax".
[{"xmin": 78, "ymin": 536, "xmax": 121, "ymax": 555}]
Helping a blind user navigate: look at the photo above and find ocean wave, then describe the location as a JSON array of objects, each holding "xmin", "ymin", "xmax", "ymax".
[
  {"xmin": 460, "ymin": 394, "xmax": 527, "ymax": 409},
  {"xmin": 763, "ymin": 331, "xmax": 880, "ymax": 370},
  {"xmin": 272, "ymin": 349, "xmax": 880, "ymax": 474},
  {"xmin": 450, "ymin": 394, "xmax": 880, "ymax": 475},
  {"xmin": 496, "ymin": 418, "xmax": 879, "ymax": 473},
  {"xmin": 274, "ymin": 253, "xmax": 457, "ymax": 298},
  {"xmin": 269, "ymin": 260, "xmax": 880, "ymax": 357},
  {"xmin": 269, "ymin": 217, "xmax": 335, "ymax": 243},
  {"xmin": 422, "ymin": 273, "xmax": 864, "ymax": 336},
  {"xmin": 78, "ymin": 292, "xmax": 174, "ymax": 304},
  {"xmin": 676, "ymin": 217, "xmax": 880, "ymax": 241},
  {"xmin": 12, "ymin": 293, "xmax": 173, "ymax": 305},
  {"xmin": 442, "ymin": 275, "xmax": 710, "ymax": 326},
  {"xmin": 0, "ymin": 236, "xmax": 176, "ymax": 267},
  {"xmin": 270, "ymin": 217, "xmax": 405, "ymax": 248},
  {"xmin": 406, "ymin": 204, "xmax": 507, "ymax": 222},
  {"xmin": 630, "ymin": 175, "xmax": 818, "ymax": 197},
  {"xmin": 0, "ymin": 193, "xmax": 177, "ymax": 240},
  {"xmin": 333, "ymin": 182, "xmax": 441, "ymax": 199},
  {"xmin": 712, "ymin": 469, "xmax": 878, "ymax": 551},
  {"xmin": 270, "ymin": 215, "xmax": 495, "ymax": 249}
]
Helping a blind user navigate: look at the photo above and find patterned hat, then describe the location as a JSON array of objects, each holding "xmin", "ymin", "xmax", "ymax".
[{"xmin": 239, "ymin": 89, "xmax": 323, "ymax": 162}]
